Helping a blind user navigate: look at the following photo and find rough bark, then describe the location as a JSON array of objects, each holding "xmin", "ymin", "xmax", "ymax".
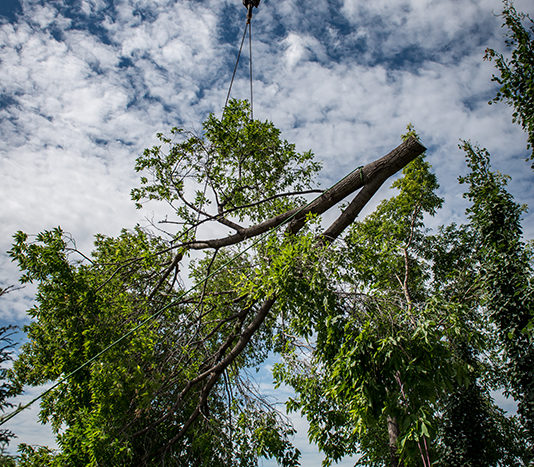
[
  {"xmin": 388, "ymin": 415, "xmax": 403, "ymax": 467},
  {"xmin": 183, "ymin": 137, "xmax": 425, "ymax": 250}
]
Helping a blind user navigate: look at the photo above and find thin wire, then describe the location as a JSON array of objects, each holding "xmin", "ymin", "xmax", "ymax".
[
  {"xmin": 248, "ymin": 20, "xmax": 253, "ymax": 120},
  {"xmin": 224, "ymin": 20, "xmax": 249, "ymax": 111},
  {"xmin": 0, "ymin": 161, "xmax": 366, "ymax": 428}
]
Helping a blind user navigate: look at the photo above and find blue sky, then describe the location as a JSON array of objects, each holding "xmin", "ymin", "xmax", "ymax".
[{"xmin": 1, "ymin": 0, "xmax": 533, "ymax": 464}]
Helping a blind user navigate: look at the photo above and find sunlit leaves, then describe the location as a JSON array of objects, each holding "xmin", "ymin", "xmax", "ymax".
[
  {"xmin": 131, "ymin": 99, "xmax": 321, "ymax": 224},
  {"xmin": 7, "ymin": 101, "xmax": 324, "ymax": 465},
  {"xmin": 272, "ymin": 137, "xmax": 531, "ymax": 465}
]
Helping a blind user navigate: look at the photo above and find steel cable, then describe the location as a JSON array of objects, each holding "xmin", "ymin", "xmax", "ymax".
[{"xmin": 224, "ymin": 20, "xmax": 249, "ymax": 111}]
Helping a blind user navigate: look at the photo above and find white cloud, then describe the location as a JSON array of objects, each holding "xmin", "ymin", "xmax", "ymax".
[
  {"xmin": 282, "ymin": 32, "xmax": 328, "ymax": 69},
  {"xmin": 341, "ymin": 0, "xmax": 502, "ymax": 57}
]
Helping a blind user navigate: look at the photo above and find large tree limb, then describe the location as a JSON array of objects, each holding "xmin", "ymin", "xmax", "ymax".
[
  {"xmin": 189, "ymin": 139, "xmax": 427, "ymax": 407},
  {"xmin": 184, "ymin": 137, "xmax": 425, "ymax": 250}
]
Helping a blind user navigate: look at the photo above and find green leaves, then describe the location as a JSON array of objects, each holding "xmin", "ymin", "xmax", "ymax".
[
  {"xmin": 234, "ymin": 404, "xmax": 300, "ymax": 467},
  {"xmin": 131, "ymin": 99, "xmax": 321, "ymax": 225},
  {"xmin": 459, "ymin": 141, "xmax": 534, "ymax": 450},
  {"xmin": 6, "ymin": 100, "xmax": 331, "ymax": 465},
  {"xmin": 7, "ymin": 227, "xmax": 187, "ymax": 464},
  {"xmin": 271, "ymin": 146, "xmax": 459, "ymax": 465},
  {"xmin": 485, "ymin": 1, "xmax": 534, "ymax": 167},
  {"xmin": 0, "ymin": 324, "xmax": 19, "ymax": 462},
  {"xmin": 271, "ymin": 136, "xmax": 533, "ymax": 465},
  {"xmin": 8, "ymin": 84, "xmax": 532, "ymax": 465}
]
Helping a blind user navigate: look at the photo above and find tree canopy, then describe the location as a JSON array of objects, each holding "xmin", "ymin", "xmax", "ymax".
[
  {"xmin": 273, "ymin": 138, "xmax": 532, "ymax": 465},
  {"xmin": 0, "ymin": 287, "xmax": 20, "ymax": 467},
  {"xmin": 4, "ymin": 98, "xmax": 532, "ymax": 466},
  {"xmin": 5, "ymin": 100, "xmax": 427, "ymax": 465}
]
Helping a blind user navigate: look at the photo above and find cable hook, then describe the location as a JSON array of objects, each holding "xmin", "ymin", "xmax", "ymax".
[{"xmin": 243, "ymin": 0, "xmax": 260, "ymax": 24}]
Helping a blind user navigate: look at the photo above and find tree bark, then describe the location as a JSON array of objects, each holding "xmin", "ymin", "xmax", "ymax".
[
  {"xmin": 183, "ymin": 137, "xmax": 426, "ymax": 250},
  {"xmin": 388, "ymin": 415, "xmax": 403, "ymax": 467}
]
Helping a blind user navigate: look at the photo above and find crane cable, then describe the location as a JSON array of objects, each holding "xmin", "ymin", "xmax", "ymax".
[
  {"xmin": 224, "ymin": 1, "xmax": 258, "ymax": 118},
  {"xmin": 248, "ymin": 18, "xmax": 254, "ymax": 120}
]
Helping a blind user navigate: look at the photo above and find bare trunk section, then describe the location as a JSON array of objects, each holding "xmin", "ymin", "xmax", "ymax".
[
  {"xmin": 387, "ymin": 415, "xmax": 403, "ymax": 467},
  {"xmin": 182, "ymin": 137, "xmax": 426, "ymax": 250}
]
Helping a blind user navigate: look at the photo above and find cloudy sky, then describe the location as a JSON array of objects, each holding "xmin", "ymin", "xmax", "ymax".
[{"xmin": 1, "ymin": 0, "xmax": 533, "ymax": 464}]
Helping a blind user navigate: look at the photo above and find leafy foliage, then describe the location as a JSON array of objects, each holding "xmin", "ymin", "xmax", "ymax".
[
  {"xmin": 5, "ymin": 101, "xmax": 532, "ymax": 466},
  {"xmin": 437, "ymin": 378, "xmax": 526, "ymax": 466},
  {"xmin": 8, "ymin": 222, "xmax": 301, "ymax": 466},
  {"xmin": 485, "ymin": 0, "xmax": 534, "ymax": 166},
  {"xmin": 131, "ymin": 99, "xmax": 320, "ymax": 224},
  {"xmin": 460, "ymin": 142, "xmax": 534, "ymax": 456},
  {"xmin": 273, "ymin": 133, "xmax": 531, "ymax": 466},
  {"xmin": 0, "ymin": 286, "xmax": 20, "ymax": 465},
  {"xmin": 274, "ymin": 139, "xmax": 452, "ymax": 465},
  {"xmin": 7, "ymin": 102, "xmax": 316, "ymax": 466}
]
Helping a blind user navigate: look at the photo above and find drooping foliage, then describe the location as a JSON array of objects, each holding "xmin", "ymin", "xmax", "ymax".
[
  {"xmin": 485, "ymin": 0, "xmax": 534, "ymax": 166},
  {"xmin": 8, "ymin": 101, "xmax": 321, "ymax": 466},
  {"xmin": 0, "ymin": 328, "xmax": 18, "ymax": 466},
  {"xmin": 460, "ymin": 142, "xmax": 534, "ymax": 455},
  {"xmin": 274, "ymin": 133, "xmax": 446, "ymax": 465},
  {"xmin": 5, "ymin": 99, "xmax": 532, "ymax": 467}
]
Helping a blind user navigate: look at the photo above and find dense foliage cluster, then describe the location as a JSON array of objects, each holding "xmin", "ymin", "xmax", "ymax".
[
  {"xmin": 273, "ymin": 139, "xmax": 532, "ymax": 465},
  {"xmin": 4, "ymin": 99, "xmax": 532, "ymax": 466},
  {"xmin": 7, "ymin": 101, "xmax": 317, "ymax": 466},
  {"xmin": 0, "ymin": 286, "xmax": 19, "ymax": 466},
  {"xmin": 485, "ymin": 0, "xmax": 534, "ymax": 166}
]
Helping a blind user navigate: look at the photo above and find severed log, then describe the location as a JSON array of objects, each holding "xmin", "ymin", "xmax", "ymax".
[
  {"xmin": 184, "ymin": 136, "xmax": 425, "ymax": 250},
  {"xmin": 146, "ymin": 137, "xmax": 425, "ymax": 302}
]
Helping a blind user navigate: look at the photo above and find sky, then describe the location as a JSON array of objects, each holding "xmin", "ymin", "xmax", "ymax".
[{"xmin": 1, "ymin": 0, "xmax": 533, "ymax": 464}]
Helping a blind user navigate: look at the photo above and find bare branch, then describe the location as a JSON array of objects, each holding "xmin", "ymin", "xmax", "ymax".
[{"xmin": 0, "ymin": 285, "xmax": 23, "ymax": 297}]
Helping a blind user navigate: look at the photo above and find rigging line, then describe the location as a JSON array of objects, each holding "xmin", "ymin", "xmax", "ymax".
[
  {"xmin": 0, "ymin": 160, "xmax": 367, "ymax": 429},
  {"xmin": 224, "ymin": 19, "xmax": 249, "ymax": 111}
]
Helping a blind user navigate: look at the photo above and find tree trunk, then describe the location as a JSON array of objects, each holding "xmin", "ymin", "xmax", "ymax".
[{"xmin": 387, "ymin": 415, "xmax": 403, "ymax": 467}]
